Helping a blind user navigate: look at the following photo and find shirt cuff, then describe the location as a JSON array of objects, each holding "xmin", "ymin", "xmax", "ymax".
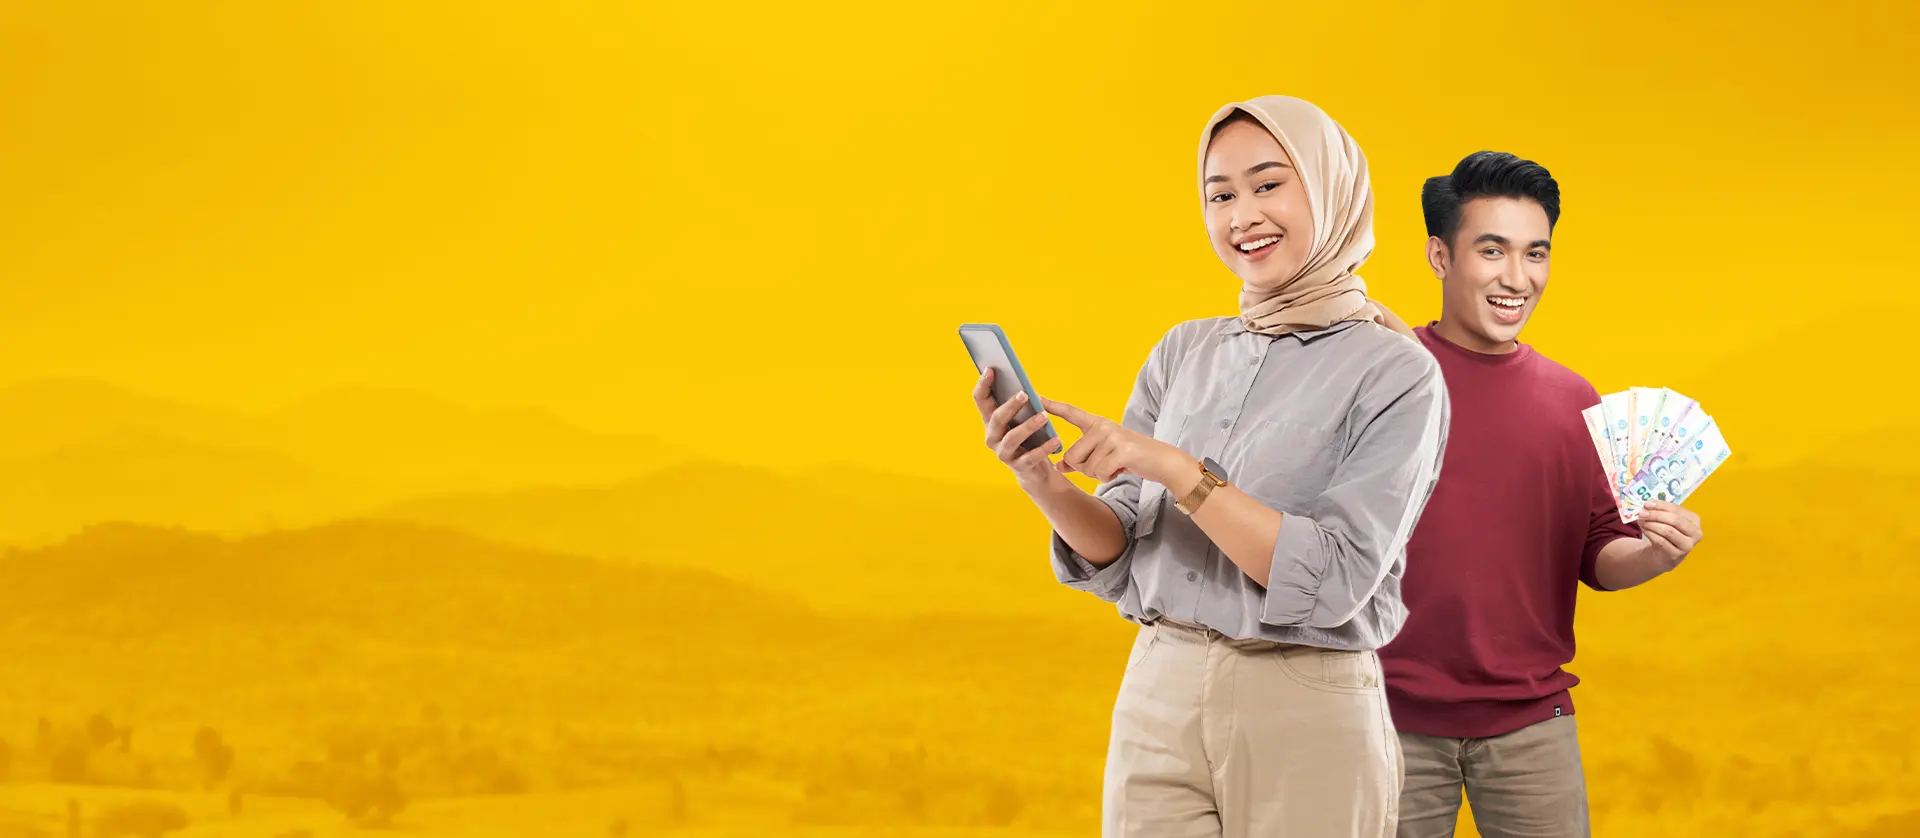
[
  {"xmin": 1261, "ymin": 513, "xmax": 1330, "ymax": 625},
  {"xmin": 1048, "ymin": 494, "xmax": 1136, "ymax": 602}
]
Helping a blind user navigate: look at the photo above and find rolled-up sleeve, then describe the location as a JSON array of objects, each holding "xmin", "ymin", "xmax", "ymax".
[
  {"xmin": 1050, "ymin": 482, "xmax": 1141, "ymax": 601},
  {"xmin": 1262, "ymin": 351, "xmax": 1450, "ymax": 628},
  {"xmin": 1046, "ymin": 326, "xmax": 1179, "ymax": 603}
]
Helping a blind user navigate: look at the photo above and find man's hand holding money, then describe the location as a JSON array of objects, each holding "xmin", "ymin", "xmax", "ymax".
[{"xmin": 1633, "ymin": 499, "xmax": 1703, "ymax": 571}]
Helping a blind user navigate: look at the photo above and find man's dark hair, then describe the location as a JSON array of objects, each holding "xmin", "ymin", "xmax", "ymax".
[{"xmin": 1422, "ymin": 151, "xmax": 1560, "ymax": 250}]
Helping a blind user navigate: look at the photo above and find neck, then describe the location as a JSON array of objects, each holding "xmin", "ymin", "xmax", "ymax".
[{"xmin": 1432, "ymin": 315, "xmax": 1520, "ymax": 355}]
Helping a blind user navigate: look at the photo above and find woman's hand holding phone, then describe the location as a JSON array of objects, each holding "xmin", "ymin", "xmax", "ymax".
[{"xmin": 973, "ymin": 368, "xmax": 1065, "ymax": 490}]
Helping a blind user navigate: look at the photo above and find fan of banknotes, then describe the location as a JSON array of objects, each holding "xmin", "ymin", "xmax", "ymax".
[{"xmin": 1580, "ymin": 387, "xmax": 1732, "ymax": 523}]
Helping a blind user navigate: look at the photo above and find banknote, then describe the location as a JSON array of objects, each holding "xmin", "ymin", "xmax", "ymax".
[
  {"xmin": 1643, "ymin": 407, "xmax": 1714, "ymax": 475},
  {"xmin": 1617, "ymin": 418, "xmax": 1732, "ymax": 522},
  {"xmin": 1640, "ymin": 389, "xmax": 1697, "ymax": 464},
  {"xmin": 1600, "ymin": 391, "xmax": 1635, "ymax": 493},
  {"xmin": 1669, "ymin": 423, "xmax": 1732, "ymax": 502},
  {"xmin": 1581, "ymin": 404, "xmax": 1619, "ymax": 490},
  {"xmin": 1619, "ymin": 417, "xmax": 1714, "ymax": 519},
  {"xmin": 1628, "ymin": 386, "xmax": 1667, "ymax": 476},
  {"xmin": 1590, "ymin": 387, "xmax": 1730, "ymax": 523}
]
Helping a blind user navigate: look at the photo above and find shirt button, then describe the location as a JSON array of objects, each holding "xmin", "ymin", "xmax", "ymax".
[
  {"xmin": 1248, "ymin": 356, "xmax": 1260, "ymax": 366},
  {"xmin": 1186, "ymin": 571, "xmax": 1199, "ymax": 582},
  {"xmin": 1220, "ymin": 419, "xmax": 1231, "ymax": 429}
]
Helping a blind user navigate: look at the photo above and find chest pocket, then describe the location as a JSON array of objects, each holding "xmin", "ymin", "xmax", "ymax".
[
  {"xmin": 1132, "ymin": 411, "xmax": 1189, "ymax": 538},
  {"xmin": 1235, "ymin": 417, "xmax": 1344, "ymax": 514}
]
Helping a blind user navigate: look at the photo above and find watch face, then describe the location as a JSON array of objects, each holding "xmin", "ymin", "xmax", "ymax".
[{"xmin": 1202, "ymin": 457, "xmax": 1229, "ymax": 484}]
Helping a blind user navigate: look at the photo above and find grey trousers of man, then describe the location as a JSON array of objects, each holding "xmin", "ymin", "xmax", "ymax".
[{"xmin": 1395, "ymin": 715, "xmax": 1591, "ymax": 838}]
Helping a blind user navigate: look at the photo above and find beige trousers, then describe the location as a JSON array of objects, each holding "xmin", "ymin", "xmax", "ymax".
[
  {"xmin": 1396, "ymin": 715, "xmax": 1591, "ymax": 838},
  {"xmin": 1103, "ymin": 620, "xmax": 1402, "ymax": 837}
]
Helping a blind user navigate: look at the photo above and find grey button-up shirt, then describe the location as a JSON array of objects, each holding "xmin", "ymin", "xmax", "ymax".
[{"xmin": 1050, "ymin": 316, "xmax": 1450, "ymax": 651}]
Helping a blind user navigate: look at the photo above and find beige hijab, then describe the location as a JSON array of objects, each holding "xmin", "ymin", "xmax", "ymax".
[{"xmin": 1199, "ymin": 96, "xmax": 1414, "ymax": 340}]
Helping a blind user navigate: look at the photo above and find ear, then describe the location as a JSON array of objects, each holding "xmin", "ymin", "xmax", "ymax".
[{"xmin": 1425, "ymin": 236, "xmax": 1449, "ymax": 279}]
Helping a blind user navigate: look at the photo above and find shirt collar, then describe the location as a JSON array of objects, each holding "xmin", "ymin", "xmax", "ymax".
[{"xmin": 1224, "ymin": 318, "xmax": 1366, "ymax": 344}]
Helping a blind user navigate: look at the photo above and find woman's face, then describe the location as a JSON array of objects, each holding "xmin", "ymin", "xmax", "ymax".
[{"xmin": 1203, "ymin": 118, "xmax": 1314, "ymax": 289}]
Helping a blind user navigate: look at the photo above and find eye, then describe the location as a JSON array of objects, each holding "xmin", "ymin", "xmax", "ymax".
[
  {"xmin": 1480, "ymin": 248, "xmax": 1502, "ymax": 258},
  {"xmin": 1529, "ymin": 250, "xmax": 1548, "ymax": 260},
  {"xmin": 1209, "ymin": 192, "xmax": 1234, "ymax": 203},
  {"xmin": 1254, "ymin": 179, "xmax": 1285, "ymax": 193}
]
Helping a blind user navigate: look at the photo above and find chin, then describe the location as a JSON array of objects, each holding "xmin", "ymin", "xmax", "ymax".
[{"xmin": 1481, "ymin": 320, "xmax": 1527, "ymax": 343}]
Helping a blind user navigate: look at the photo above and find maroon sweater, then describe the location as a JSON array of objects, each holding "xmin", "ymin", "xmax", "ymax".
[{"xmin": 1379, "ymin": 325, "xmax": 1641, "ymax": 739}]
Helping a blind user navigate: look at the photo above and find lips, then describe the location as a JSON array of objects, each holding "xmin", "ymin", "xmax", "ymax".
[
  {"xmin": 1236, "ymin": 235, "xmax": 1282, "ymax": 261},
  {"xmin": 1486, "ymin": 294, "xmax": 1527, "ymax": 325}
]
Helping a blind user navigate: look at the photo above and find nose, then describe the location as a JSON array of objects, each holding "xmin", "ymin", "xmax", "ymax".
[
  {"xmin": 1496, "ymin": 253, "xmax": 1530, "ymax": 293},
  {"xmin": 1230, "ymin": 206, "xmax": 1265, "ymax": 236}
]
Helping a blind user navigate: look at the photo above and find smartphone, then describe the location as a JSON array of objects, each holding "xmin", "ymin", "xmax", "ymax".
[{"xmin": 958, "ymin": 323, "xmax": 1059, "ymax": 452}]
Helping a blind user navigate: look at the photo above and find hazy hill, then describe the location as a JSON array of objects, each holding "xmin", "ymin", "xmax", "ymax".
[
  {"xmin": 1660, "ymin": 326, "xmax": 1909, "ymax": 470},
  {"xmin": 0, "ymin": 518, "xmax": 808, "ymax": 644},
  {"xmin": 373, "ymin": 459, "xmax": 1101, "ymax": 618},
  {"xmin": 0, "ymin": 379, "xmax": 686, "ymax": 544},
  {"xmin": 0, "ymin": 429, "xmax": 369, "ymax": 544},
  {"xmin": 0, "ymin": 378, "xmax": 249, "ymax": 460},
  {"xmin": 0, "ymin": 518, "xmax": 1130, "ymax": 797},
  {"xmin": 251, "ymin": 386, "xmax": 683, "ymax": 495}
]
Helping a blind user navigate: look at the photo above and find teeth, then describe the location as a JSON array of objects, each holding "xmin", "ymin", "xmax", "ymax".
[
  {"xmin": 1488, "ymin": 296, "xmax": 1525, "ymax": 307},
  {"xmin": 1238, "ymin": 236, "xmax": 1280, "ymax": 252}
]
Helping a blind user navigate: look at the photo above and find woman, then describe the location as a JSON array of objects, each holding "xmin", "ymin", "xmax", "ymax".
[{"xmin": 969, "ymin": 96, "xmax": 1449, "ymax": 837}]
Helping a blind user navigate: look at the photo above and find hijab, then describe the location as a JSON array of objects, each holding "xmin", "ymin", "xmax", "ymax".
[{"xmin": 1199, "ymin": 95, "xmax": 1414, "ymax": 339}]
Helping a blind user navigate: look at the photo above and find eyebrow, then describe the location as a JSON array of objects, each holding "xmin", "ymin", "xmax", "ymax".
[
  {"xmin": 1472, "ymin": 233, "xmax": 1552, "ymax": 251},
  {"xmin": 1205, "ymin": 160, "xmax": 1293, "ymax": 184}
]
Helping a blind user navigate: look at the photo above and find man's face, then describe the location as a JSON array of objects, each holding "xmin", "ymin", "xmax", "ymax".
[{"xmin": 1431, "ymin": 196, "xmax": 1552, "ymax": 352}]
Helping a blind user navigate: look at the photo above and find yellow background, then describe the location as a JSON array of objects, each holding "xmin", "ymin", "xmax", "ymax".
[{"xmin": 2, "ymin": 1, "xmax": 1916, "ymax": 835}]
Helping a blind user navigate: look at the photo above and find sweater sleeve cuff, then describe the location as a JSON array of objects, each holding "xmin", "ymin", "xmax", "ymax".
[
  {"xmin": 1262, "ymin": 513, "xmax": 1330, "ymax": 625},
  {"xmin": 1049, "ymin": 494, "xmax": 1136, "ymax": 601}
]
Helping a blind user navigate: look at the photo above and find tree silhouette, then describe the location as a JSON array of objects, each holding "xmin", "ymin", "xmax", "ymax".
[
  {"xmin": 94, "ymin": 800, "xmax": 189, "ymax": 837},
  {"xmin": 86, "ymin": 713, "xmax": 118, "ymax": 749},
  {"xmin": 377, "ymin": 741, "xmax": 403, "ymax": 774},
  {"xmin": 49, "ymin": 742, "xmax": 89, "ymax": 784},
  {"xmin": 981, "ymin": 780, "xmax": 1024, "ymax": 827},
  {"xmin": 193, "ymin": 727, "xmax": 234, "ymax": 788},
  {"xmin": 323, "ymin": 769, "xmax": 407, "ymax": 828},
  {"xmin": 668, "ymin": 777, "xmax": 689, "ymax": 824}
]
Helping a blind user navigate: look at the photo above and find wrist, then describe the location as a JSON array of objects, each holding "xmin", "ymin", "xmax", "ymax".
[
  {"xmin": 1631, "ymin": 538, "xmax": 1681, "ymax": 576},
  {"xmin": 1148, "ymin": 445, "xmax": 1200, "ymax": 492},
  {"xmin": 1020, "ymin": 467, "xmax": 1076, "ymax": 497}
]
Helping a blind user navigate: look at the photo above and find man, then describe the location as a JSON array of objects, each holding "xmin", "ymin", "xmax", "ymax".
[{"xmin": 1380, "ymin": 151, "xmax": 1707, "ymax": 838}]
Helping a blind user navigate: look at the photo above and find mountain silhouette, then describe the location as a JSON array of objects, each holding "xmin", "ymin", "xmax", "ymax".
[
  {"xmin": 0, "ymin": 379, "xmax": 687, "ymax": 543},
  {"xmin": 373, "ymin": 459, "xmax": 1097, "ymax": 618},
  {"xmin": 0, "ymin": 428, "xmax": 371, "ymax": 544},
  {"xmin": 1664, "ymin": 324, "xmax": 1906, "ymax": 470},
  {"xmin": 0, "ymin": 518, "xmax": 808, "ymax": 643},
  {"xmin": 253, "ymin": 386, "xmax": 683, "ymax": 495},
  {"xmin": 0, "ymin": 517, "xmax": 1132, "ymax": 761},
  {"xmin": 0, "ymin": 377, "xmax": 249, "ymax": 460}
]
